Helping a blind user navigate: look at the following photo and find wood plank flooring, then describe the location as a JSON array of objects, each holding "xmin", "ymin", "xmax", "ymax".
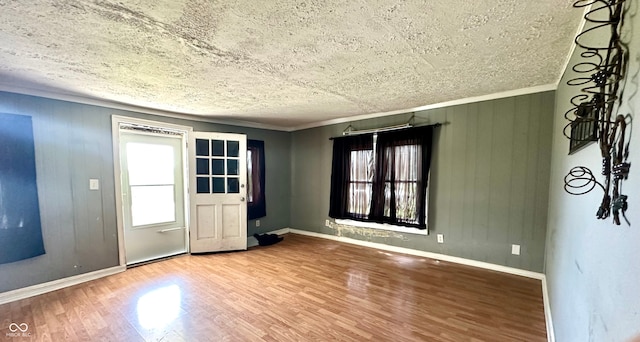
[{"xmin": 0, "ymin": 234, "xmax": 546, "ymax": 341}]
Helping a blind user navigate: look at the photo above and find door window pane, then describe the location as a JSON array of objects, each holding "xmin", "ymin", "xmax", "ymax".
[
  {"xmin": 212, "ymin": 177, "xmax": 225, "ymax": 193},
  {"xmin": 227, "ymin": 178, "xmax": 239, "ymax": 193},
  {"xmin": 247, "ymin": 150, "xmax": 253, "ymax": 202},
  {"xmin": 212, "ymin": 140, "xmax": 224, "ymax": 156},
  {"xmin": 197, "ymin": 177, "xmax": 210, "ymax": 193},
  {"xmin": 131, "ymin": 185, "xmax": 176, "ymax": 226},
  {"xmin": 196, "ymin": 158, "xmax": 209, "ymax": 175},
  {"xmin": 227, "ymin": 141, "xmax": 239, "ymax": 157},
  {"xmin": 212, "ymin": 159, "xmax": 225, "ymax": 175},
  {"xmin": 196, "ymin": 139, "xmax": 209, "ymax": 156},
  {"xmin": 227, "ymin": 159, "xmax": 239, "ymax": 175}
]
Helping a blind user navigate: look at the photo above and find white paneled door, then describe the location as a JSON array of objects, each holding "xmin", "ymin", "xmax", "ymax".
[
  {"xmin": 189, "ymin": 132, "xmax": 247, "ymax": 253},
  {"xmin": 119, "ymin": 131, "xmax": 187, "ymax": 265}
]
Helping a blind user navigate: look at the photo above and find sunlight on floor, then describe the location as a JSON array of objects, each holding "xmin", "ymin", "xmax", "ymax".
[{"xmin": 136, "ymin": 284, "xmax": 181, "ymax": 330}]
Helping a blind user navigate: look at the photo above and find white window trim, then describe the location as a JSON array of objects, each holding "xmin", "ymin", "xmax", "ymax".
[{"xmin": 334, "ymin": 219, "xmax": 429, "ymax": 236}]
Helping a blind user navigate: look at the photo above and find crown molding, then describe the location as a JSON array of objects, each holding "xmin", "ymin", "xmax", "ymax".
[
  {"xmin": 290, "ymin": 83, "xmax": 558, "ymax": 131},
  {"xmin": 0, "ymin": 84, "xmax": 291, "ymax": 132},
  {"xmin": 556, "ymin": 4, "xmax": 592, "ymax": 87},
  {"xmin": 0, "ymin": 82, "xmax": 557, "ymax": 133}
]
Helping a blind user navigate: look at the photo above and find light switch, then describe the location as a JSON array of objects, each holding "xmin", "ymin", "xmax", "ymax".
[{"xmin": 89, "ymin": 179, "xmax": 100, "ymax": 190}]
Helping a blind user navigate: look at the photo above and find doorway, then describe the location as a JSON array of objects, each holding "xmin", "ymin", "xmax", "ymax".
[{"xmin": 112, "ymin": 117, "xmax": 191, "ymax": 266}]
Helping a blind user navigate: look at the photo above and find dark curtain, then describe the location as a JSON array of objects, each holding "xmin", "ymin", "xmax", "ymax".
[
  {"xmin": 371, "ymin": 126, "xmax": 433, "ymax": 228},
  {"xmin": 329, "ymin": 125, "xmax": 434, "ymax": 229},
  {"xmin": 328, "ymin": 134, "xmax": 373, "ymax": 219},
  {"xmin": 0, "ymin": 113, "xmax": 46, "ymax": 264},
  {"xmin": 247, "ymin": 140, "xmax": 266, "ymax": 220}
]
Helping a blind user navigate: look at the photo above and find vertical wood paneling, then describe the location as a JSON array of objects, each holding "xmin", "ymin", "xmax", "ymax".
[
  {"xmin": 436, "ymin": 107, "xmax": 453, "ymax": 248},
  {"xmin": 488, "ymin": 98, "xmax": 515, "ymax": 257},
  {"xmin": 461, "ymin": 103, "xmax": 478, "ymax": 260},
  {"xmin": 532, "ymin": 93, "xmax": 554, "ymax": 268},
  {"xmin": 473, "ymin": 101, "xmax": 494, "ymax": 253},
  {"xmin": 524, "ymin": 94, "xmax": 543, "ymax": 246},
  {"xmin": 292, "ymin": 91, "xmax": 555, "ymax": 272},
  {"xmin": 0, "ymin": 91, "xmax": 292, "ymax": 293},
  {"xmin": 508, "ymin": 95, "xmax": 531, "ymax": 269},
  {"xmin": 448, "ymin": 106, "xmax": 465, "ymax": 244}
]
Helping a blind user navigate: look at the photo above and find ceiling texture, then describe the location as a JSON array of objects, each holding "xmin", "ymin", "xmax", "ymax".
[{"xmin": 0, "ymin": 0, "xmax": 583, "ymax": 129}]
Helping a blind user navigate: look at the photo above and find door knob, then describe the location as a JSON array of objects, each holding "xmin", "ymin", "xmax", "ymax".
[{"xmin": 240, "ymin": 197, "xmax": 245, "ymax": 202}]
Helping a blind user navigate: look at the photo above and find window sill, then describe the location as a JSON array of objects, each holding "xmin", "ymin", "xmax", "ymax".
[{"xmin": 334, "ymin": 219, "xmax": 429, "ymax": 236}]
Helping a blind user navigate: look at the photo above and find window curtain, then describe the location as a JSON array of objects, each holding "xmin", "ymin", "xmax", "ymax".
[
  {"xmin": 247, "ymin": 140, "xmax": 266, "ymax": 220},
  {"xmin": 371, "ymin": 126, "xmax": 433, "ymax": 228},
  {"xmin": 329, "ymin": 134, "xmax": 373, "ymax": 220},
  {"xmin": 329, "ymin": 125, "xmax": 434, "ymax": 229}
]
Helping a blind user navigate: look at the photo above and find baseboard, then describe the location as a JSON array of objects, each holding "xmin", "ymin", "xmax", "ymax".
[
  {"xmin": 286, "ymin": 228, "xmax": 552, "ymax": 341},
  {"xmin": 287, "ymin": 228, "xmax": 544, "ymax": 280},
  {"xmin": 541, "ymin": 275, "xmax": 555, "ymax": 342},
  {"xmin": 0, "ymin": 265, "xmax": 126, "ymax": 305},
  {"xmin": 247, "ymin": 228, "xmax": 292, "ymax": 247}
]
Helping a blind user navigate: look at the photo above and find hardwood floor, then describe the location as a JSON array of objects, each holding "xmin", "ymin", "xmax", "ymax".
[{"xmin": 0, "ymin": 234, "xmax": 546, "ymax": 341}]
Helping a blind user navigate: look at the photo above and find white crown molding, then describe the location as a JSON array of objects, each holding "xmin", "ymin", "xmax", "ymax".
[
  {"xmin": 1, "ymin": 82, "xmax": 557, "ymax": 133},
  {"xmin": 0, "ymin": 84, "xmax": 291, "ymax": 132},
  {"xmin": 290, "ymin": 84, "xmax": 558, "ymax": 131},
  {"xmin": 0, "ymin": 265, "xmax": 125, "ymax": 305},
  {"xmin": 556, "ymin": 4, "xmax": 592, "ymax": 86}
]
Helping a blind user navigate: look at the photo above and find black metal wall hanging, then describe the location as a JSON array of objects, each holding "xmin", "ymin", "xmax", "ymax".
[{"xmin": 563, "ymin": 0, "xmax": 631, "ymax": 225}]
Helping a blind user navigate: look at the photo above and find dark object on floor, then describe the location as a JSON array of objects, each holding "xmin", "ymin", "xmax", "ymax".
[{"xmin": 253, "ymin": 233, "xmax": 283, "ymax": 246}]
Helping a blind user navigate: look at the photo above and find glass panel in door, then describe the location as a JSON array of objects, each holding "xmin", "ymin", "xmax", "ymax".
[{"xmin": 195, "ymin": 138, "xmax": 241, "ymax": 195}]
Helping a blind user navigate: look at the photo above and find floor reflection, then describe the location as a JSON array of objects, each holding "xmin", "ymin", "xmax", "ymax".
[{"xmin": 136, "ymin": 284, "xmax": 181, "ymax": 330}]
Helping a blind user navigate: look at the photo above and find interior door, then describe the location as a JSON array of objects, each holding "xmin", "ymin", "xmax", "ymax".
[
  {"xmin": 120, "ymin": 131, "xmax": 187, "ymax": 265},
  {"xmin": 189, "ymin": 132, "xmax": 247, "ymax": 253}
]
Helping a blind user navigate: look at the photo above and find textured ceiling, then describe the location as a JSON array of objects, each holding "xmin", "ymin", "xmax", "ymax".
[{"xmin": 0, "ymin": 1, "xmax": 582, "ymax": 129}]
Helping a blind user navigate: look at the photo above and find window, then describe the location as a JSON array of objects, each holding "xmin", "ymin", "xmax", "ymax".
[
  {"xmin": 329, "ymin": 126, "xmax": 434, "ymax": 229},
  {"xmin": 247, "ymin": 140, "xmax": 266, "ymax": 220}
]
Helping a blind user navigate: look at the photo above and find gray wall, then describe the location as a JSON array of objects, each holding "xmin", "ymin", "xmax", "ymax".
[
  {"xmin": 0, "ymin": 91, "xmax": 291, "ymax": 293},
  {"xmin": 291, "ymin": 92, "xmax": 554, "ymax": 272},
  {"xmin": 545, "ymin": 2, "xmax": 640, "ymax": 340}
]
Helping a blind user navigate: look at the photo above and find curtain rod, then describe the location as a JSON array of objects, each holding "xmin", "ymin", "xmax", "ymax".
[{"xmin": 329, "ymin": 122, "xmax": 441, "ymax": 140}]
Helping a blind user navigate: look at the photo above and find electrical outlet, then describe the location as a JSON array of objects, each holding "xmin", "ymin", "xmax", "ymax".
[
  {"xmin": 89, "ymin": 179, "xmax": 99, "ymax": 190},
  {"xmin": 512, "ymin": 244, "xmax": 521, "ymax": 255},
  {"xmin": 325, "ymin": 219, "xmax": 330, "ymax": 227},
  {"xmin": 437, "ymin": 234, "xmax": 444, "ymax": 243},
  {"xmin": 256, "ymin": 220, "xmax": 260, "ymax": 227}
]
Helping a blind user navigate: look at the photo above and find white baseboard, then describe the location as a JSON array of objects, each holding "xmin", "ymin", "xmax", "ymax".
[
  {"xmin": 286, "ymin": 228, "xmax": 553, "ymax": 341},
  {"xmin": 0, "ymin": 265, "xmax": 126, "ymax": 305},
  {"xmin": 287, "ymin": 228, "xmax": 544, "ymax": 279},
  {"xmin": 247, "ymin": 228, "xmax": 292, "ymax": 247},
  {"xmin": 541, "ymin": 275, "xmax": 555, "ymax": 342}
]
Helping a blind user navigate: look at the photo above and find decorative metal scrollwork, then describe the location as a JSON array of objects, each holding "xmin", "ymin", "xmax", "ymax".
[{"xmin": 563, "ymin": 0, "xmax": 631, "ymax": 225}]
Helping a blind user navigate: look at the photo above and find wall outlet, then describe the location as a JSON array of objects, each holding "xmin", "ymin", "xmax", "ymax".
[
  {"xmin": 89, "ymin": 179, "xmax": 100, "ymax": 190},
  {"xmin": 512, "ymin": 244, "xmax": 521, "ymax": 255},
  {"xmin": 437, "ymin": 234, "xmax": 444, "ymax": 243},
  {"xmin": 256, "ymin": 220, "xmax": 260, "ymax": 227},
  {"xmin": 325, "ymin": 219, "xmax": 330, "ymax": 227}
]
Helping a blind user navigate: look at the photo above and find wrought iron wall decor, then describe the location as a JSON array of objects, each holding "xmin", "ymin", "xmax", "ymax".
[{"xmin": 563, "ymin": 0, "xmax": 631, "ymax": 225}]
